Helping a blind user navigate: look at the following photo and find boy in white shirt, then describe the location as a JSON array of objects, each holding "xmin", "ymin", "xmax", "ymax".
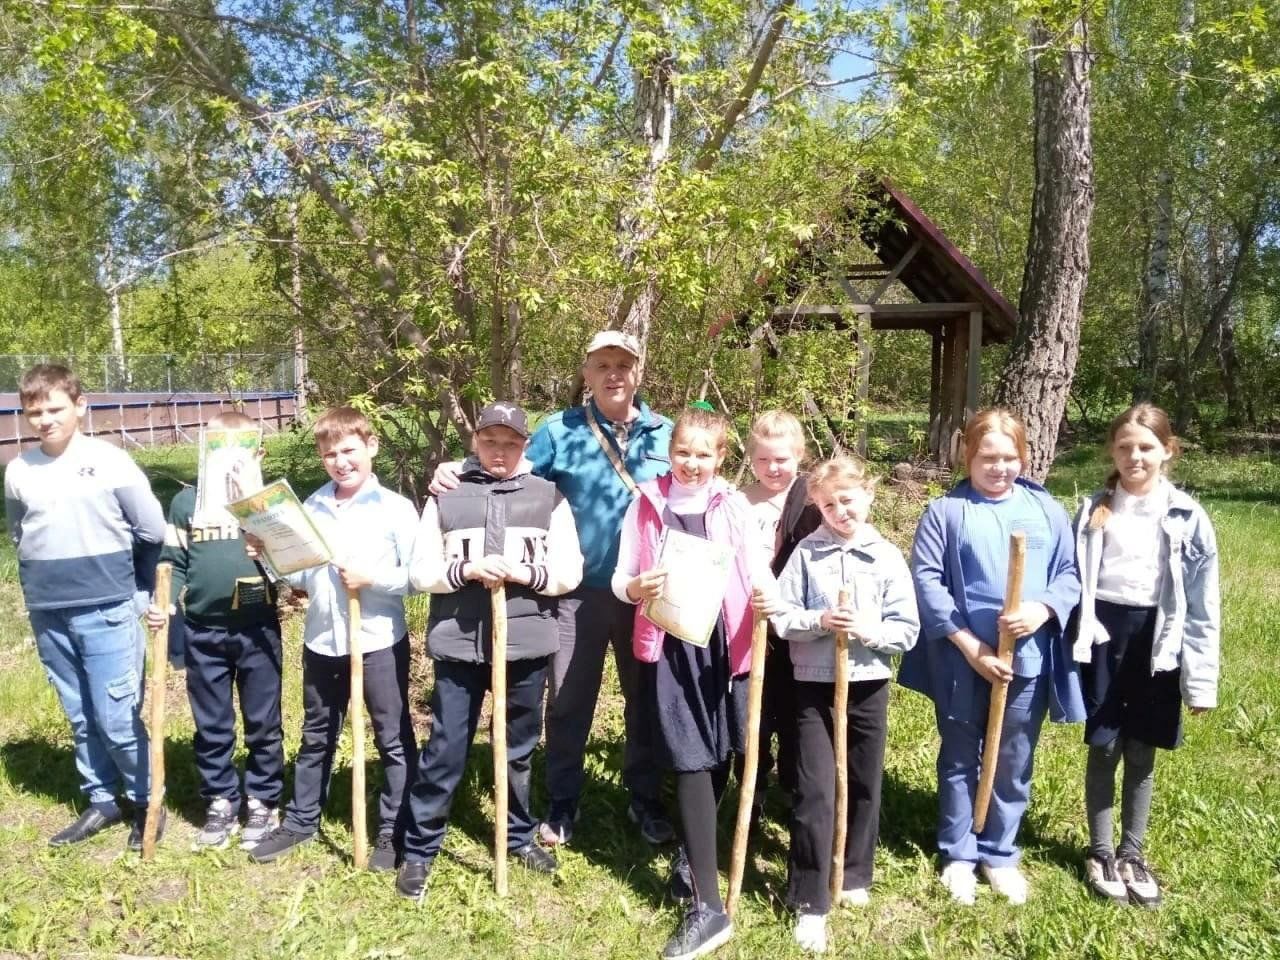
[{"xmin": 247, "ymin": 407, "xmax": 419, "ymax": 871}]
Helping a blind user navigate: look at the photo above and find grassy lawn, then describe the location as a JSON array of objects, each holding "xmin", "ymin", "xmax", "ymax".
[{"xmin": 1, "ymin": 436, "xmax": 1278, "ymax": 959}]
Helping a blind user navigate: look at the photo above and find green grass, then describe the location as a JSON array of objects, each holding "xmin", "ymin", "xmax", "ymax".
[{"xmin": 1, "ymin": 442, "xmax": 1278, "ymax": 959}]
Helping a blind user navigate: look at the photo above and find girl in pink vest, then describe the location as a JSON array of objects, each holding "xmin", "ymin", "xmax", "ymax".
[{"xmin": 612, "ymin": 406, "xmax": 780, "ymax": 960}]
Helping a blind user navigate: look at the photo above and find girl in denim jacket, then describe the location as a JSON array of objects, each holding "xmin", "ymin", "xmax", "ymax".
[
  {"xmin": 771, "ymin": 457, "xmax": 919, "ymax": 953},
  {"xmin": 1072, "ymin": 403, "xmax": 1220, "ymax": 909}
]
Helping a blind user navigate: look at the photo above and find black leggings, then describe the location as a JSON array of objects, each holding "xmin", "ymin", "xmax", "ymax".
[{"xmin": 677, "ymin": 766, "xmax": 730, "ymax": 911}]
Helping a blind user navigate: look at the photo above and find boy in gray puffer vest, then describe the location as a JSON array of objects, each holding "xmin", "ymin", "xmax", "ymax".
[{"xmin": 396, "ymin": 402, "xmax": 584, "ymax": 900}]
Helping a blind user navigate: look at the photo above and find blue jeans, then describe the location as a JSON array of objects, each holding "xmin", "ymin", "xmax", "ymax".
[
  {"xmin": 30, "ymin": 598, "xmax": 150, "ymax": 805},
  {"xmin": 935, "ymin": 673, "xmax": 1049, "ymax": 867}
]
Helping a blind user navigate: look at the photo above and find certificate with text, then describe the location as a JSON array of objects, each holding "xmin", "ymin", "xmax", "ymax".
[
  {"xmin": 226, "ymin": 480, "xmax": 333, "ymax": 576},
  {"xmin": 642, "ymin": 528, "xmax": 734, "ymax": 648}
]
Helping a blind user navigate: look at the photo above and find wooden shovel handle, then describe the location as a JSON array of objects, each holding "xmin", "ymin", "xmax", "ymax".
[
  {"xmin": 973, "ymin": 532, "xmax": 1027, "ymax": 834},
  {"xmin": 142, "ymin": 562, "xmax": 172, "ymax": 861},
  {"xmin": 727, "ymin": 612, "xmax": 769, "ymax": 917},
  {"xmin": 349, "ymin": 589, "xmax": 368, "ymax": 869},
  {"xmin": 492, "ymin": 583, "xmax": 509, "ymax": 897},
  {"xmin": 830, "ymin": 588, "xmax": 851, "ymax": 902}
]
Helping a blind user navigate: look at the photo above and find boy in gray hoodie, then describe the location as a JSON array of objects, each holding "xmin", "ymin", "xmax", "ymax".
[{"xmin": 770, "ymin": 457, "xmax": 919, "ymax": 954}]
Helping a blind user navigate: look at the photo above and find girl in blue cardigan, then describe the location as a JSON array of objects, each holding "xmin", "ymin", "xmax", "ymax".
[{"xmin": 900, "ymin": 409, "xmax": 1084, "ymax": 906}]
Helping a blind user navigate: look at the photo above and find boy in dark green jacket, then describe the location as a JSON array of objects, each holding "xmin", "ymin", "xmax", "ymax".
[{"xmin": 147, "ymin": 411, "xmax": 284, "ymax": 850}]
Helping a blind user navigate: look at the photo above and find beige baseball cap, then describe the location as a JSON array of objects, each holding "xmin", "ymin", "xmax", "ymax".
[{"xmin": 585, "ymin": 329, "xmax": 641, "ymax": 359}]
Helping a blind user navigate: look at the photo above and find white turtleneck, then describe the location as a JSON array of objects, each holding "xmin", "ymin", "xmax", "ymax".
[{"xmin": 1095, "ymin": 478, "xmax": 1169, "ymax": 607}]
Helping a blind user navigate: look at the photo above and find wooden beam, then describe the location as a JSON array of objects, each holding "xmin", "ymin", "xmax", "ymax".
[
  {"xmin": 966, "ymin": 309, "xmax": 983, "ymax": 419},
  {"xmin": 772, "ymin": 302, "xmax": 980, "ymax": 318},
  {"xmin": 868, "ymin": 239, "xmax": 921, "ymax": 304}
]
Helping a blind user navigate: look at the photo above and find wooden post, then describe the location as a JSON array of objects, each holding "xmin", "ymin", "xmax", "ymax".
[
  {"xmin": 829, "ymin": 588, "xmax": 851, "ymax": 902},
  {"xmin": 141, "ymin": 562, "xmax": 172, "ymax": 861},
  {"xmin": 854, "ymin": 313, "xmax": 871, "ymax": 458},
  {"xmin": 973, "ymin": 533, "xmax": 1028, "ymax": 833},
  {"xmin": 348, "ymin": 589, "xmax": 368, "ymax": 869},
  {"xmin": 938, "ymin": 321, "xmax": 957, "ymax": 467},
  {"xmin": 928, "ymin": 327, "xmax": 943, "ymax": 462},
  {"xmin": 727, "ymin": 613, "xmax": 769, "ymax": 917},
  {"xmin": 949, "ymin": 315, "xmax": 969, "ymax": 466},
  {"xmin": 966, "ymin": 309, "xmax": 983, "ymax": 420},
  {"xmin": 491, "ymin": 584, "xmax": 509, "ymax": 897}
]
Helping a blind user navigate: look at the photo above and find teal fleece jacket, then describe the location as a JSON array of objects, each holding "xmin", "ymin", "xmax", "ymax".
[{"xmin": 525, "ymin": 398, "xmax": 672, "ymax": 589}]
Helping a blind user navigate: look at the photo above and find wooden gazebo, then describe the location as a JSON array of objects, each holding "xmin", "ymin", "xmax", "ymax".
[{"xmin": 740, "ymin": 178, "xmax": 1018, "ymax": 467}]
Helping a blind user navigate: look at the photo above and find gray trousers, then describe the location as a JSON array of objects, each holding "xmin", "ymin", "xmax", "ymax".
[
  {"xmin": 543, "ymin": 586, "xmax": 658, "ymax": 811},
  {"xmin": 1086, "ymin": 735, "xmax": 1156, "ymax": 859}
]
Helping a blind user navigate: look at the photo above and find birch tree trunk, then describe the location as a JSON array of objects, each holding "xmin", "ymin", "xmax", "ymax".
[
  {"xmin": 994, "ymin": 14, "xmax": 1095, "ymax": 483},
  {"xmin": 1135, "ymin": 0, "xmax": 1194, "ymax": 403}
]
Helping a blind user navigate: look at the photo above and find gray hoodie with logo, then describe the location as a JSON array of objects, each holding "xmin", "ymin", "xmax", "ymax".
[{"xmin": 770, "ymin": 523, "xmax": 920, "ymax": 683}]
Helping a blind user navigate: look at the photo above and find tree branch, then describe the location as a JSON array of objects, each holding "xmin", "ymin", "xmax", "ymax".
[{"xmin": 694, "ymin": 1, "xmax": 795, "ymax": 171}]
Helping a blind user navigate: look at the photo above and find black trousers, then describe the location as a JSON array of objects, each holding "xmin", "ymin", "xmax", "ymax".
[
  {"xmin": 184, "ymin": 618, "xmax": 285, "ymax": 806},
  {"xmin": 283, "ymin": 639, "xmax": 416, "ymax": 840},
  {"xmin": 758, "ymin": 631, "xmax": 799, "ymax": 796},
  {"xmin": 402, "ymin": 656, "xmax": 549, "ymax": 862},
  {"xmin": 788, "ymin": 677, "xmax": 889, "ymax": 913}
]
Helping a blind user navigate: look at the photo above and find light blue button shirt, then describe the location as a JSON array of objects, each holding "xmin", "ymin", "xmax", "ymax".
[{"xmin": 287, "ymin": 475, "xmax": 419, "ymax": 657}]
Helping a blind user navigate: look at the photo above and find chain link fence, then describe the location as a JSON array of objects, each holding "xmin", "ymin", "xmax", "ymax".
[{"xmin": 0, "ymin": 353, "xmax": 294, "ymax": 394}]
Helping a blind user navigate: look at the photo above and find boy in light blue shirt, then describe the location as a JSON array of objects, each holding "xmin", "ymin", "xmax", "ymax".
[{"xmin": 247, "ymin": 406, "xmax": 419, "ymax": 871}]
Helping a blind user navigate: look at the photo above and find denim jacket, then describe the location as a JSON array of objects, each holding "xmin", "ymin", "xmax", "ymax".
[
  {"xmin": 1071, "ymin": 484, "xmax": 1220, "ymax": 709},
  {"xmin": 770, "ymin": 524, "xmax": 919, "ymax": 684}
]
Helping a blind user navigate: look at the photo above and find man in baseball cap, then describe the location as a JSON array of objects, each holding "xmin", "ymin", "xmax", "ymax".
[{"xmin": 584, "ymin": 329, "xmax": 641, "ymax": 359}]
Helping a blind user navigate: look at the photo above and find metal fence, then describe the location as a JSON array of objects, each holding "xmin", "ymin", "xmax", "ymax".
[{"xmin": 0, "ymin": 353, "xmax": 294, "ymax": 394}]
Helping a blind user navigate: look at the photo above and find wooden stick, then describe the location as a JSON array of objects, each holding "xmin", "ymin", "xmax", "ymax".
[
  {"xmin": 727, "ymin": 612, "xmax": 769, "ymax": 917},
  {"xmin": 348, "ymin": 588, "xmax": 368, "ymax": 869},
  {"xmin": 142, "ymin": 562, "xmax": 172, "ymax": 861},
  {"xmin": 829, "ymin": 588, "xmax": 851, "ymax": 902},
  {"xmin": 973, "ymin": 531, "xmax": 1028, "ymax": 834},
  {"xmin": 491, "ymin": 583, "xmax": 509, "ymax": 897}
]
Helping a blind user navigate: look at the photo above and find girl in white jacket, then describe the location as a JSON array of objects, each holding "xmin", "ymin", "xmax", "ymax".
[
  {"xmin": 1072, "ymin": 403, "xmax": 1220, "ymax": 910},
  {"xmin": 771, "ymin": 457, "xmax": 919, "ymax": 953}
]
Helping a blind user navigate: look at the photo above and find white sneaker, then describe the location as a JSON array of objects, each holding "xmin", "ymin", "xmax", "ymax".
[
  {"xmin": 793, "ymin": 912, "xmax": 828, "ymax": 954},
  {"xmin": 837, "ymin": 887, "xmax": 870, "ymax": 907},
  {"xmin": 980, "ymin": 863, "xmax": 1029, "ymax": 905},
  {"xmin": 939, "ymin": 860, "xmax": 977, "ymax": 905}
]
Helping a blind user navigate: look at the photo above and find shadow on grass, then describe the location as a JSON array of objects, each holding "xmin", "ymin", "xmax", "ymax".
[{"xmin": 0, "ymin": 735, "xmax": 205, "ymax": 828}]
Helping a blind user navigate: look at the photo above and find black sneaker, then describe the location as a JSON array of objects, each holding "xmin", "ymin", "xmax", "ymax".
[
  {"xmin": 668, "ymin": 845, "xmax": 694, "ymax": 903},
  {"xmin": 629, "ymin": 797, "xmax": 675, "ymax": 845},
  {"xmin": 513, "ymin": 842, "xmax": 558, "ymax": 874},
  {"xmin": 1118, "ymin": 854, "xmax": 1161, "ymax": 909},
  {"xmin": 49, "ymin": 803, "xmax": 123, "ymax": 847},
  {"xmin": 370, "ymin": 831, "xmax": 397, "ymax": 872},
  {"xmin": 127, "ymin": 806, "xmax": 167, "ymax": 852},
  {"xmin": 396, "ymin": 859, "xmax": 431, "ymax": 901},
  {"xmin": 661, "ymin": 903, "xmax": 732, "ymax": 960},
  {"xmin": 247, "ymin": 826, "xmax": 313, "ymax": 863}
]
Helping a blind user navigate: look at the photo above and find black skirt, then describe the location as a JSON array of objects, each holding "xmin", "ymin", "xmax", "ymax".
[
  {"xmin": 1083, "ymin": 599, "xmax": 1183, "ymax": 750},
  {"xmin": 652, "ymin": 617, "xmax": 749, "ymax": 773}
]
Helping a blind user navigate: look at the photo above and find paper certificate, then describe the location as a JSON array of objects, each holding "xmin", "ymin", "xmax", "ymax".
[
  {"xmin": 196, "ymin": 426, "xmax": 264, "ymax": 523},
  {"xmin": 226, "ymin": 480, "xmax": 333, "ymax": 576},
  {"xmin": 642, "ymin": 528, "xmax": 735, "ymax": 648}
]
